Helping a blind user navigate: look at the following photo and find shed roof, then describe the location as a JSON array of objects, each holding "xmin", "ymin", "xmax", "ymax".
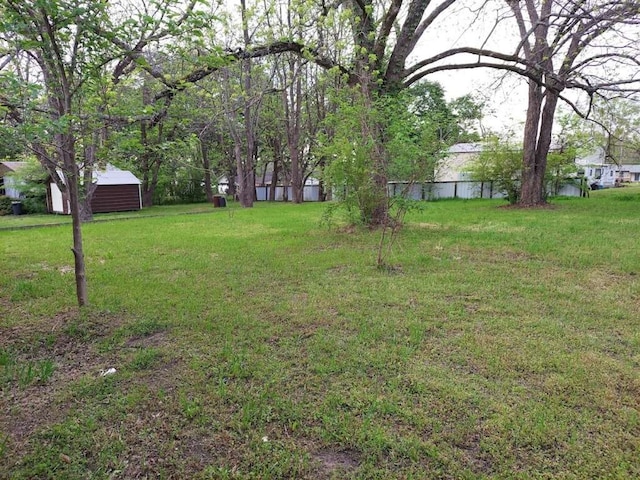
[{"xmin": 94, "ymin": 166, "xmax": 141, "ymax": 185}]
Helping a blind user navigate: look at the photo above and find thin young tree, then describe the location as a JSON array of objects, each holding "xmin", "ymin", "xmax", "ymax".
[{"xmin": 0, "ymin": 0, "xmax": 206, "ymax": 306}]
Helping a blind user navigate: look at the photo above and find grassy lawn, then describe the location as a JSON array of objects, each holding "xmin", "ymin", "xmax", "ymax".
[
  {"xmin": 1, "ymin": 188, "xmax": 639, "ymax": 479},
  {"xmin": 0, "ymin": 202, "xmax": 225, "ymax": 230}
]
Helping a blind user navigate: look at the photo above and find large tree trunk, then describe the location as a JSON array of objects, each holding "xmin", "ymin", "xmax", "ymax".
[
  {"xmin": 363, "ymin": 80, "xmax": 390, "ymax": 226},
  {"xmin": 283, "ymin": 57, "xmax": 304, "ymax": 204},
  {"xmin": 520, "ymin": 85, "xmax": 560, "ymax": 206},
  {"xmin": 139, "ymin": 83, "xmax": 163, "ymax": 207},
  {"xmin": 519, "ymin": 80, "xmax": 544, "ymax": 205}
]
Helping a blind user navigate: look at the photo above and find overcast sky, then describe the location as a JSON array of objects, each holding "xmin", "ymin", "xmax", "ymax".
[{"xmin": 411, "ymin": 0, "xmax": 531, "ymax": 136}]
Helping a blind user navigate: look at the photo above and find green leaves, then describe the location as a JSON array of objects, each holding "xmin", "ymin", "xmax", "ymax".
[
  {"xmin": 320, "ymin": 85, "xmax": 450, "ymax": 224},
  {"xmin": 465, "ymin": 136, "xmax": 522, "ymax": 204}
]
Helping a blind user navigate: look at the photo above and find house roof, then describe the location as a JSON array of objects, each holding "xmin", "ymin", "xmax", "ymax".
[
  {"xmin": 0, "ymin": 161, "xmax": 28, "ymax": 174},
  {"xmin": 447, "ymin": 143, "xmax": 483, "ymax": 154}
]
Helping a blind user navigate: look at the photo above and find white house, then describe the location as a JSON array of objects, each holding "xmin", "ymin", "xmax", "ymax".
[
  {"xmin": 576, "ymin": 147, "xmax": 640, "ymax": 188},
  {"xmin": 0, "ymin": 161, "xmax": 28, "ymax": 198}
]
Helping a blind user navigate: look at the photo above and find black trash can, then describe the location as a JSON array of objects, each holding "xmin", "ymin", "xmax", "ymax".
[
  {"xmin": 219, "ymin": 196, "xmax": 226, "ymax": 207},
  {"xmin": 11, "ymin": 201, "xmax": 22, "ymax": 215}
]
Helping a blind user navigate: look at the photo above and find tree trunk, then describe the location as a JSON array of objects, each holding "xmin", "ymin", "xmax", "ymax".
[
  {"xmin": 79, "ymin": 146, "xmax": 96, "ymax": 222},
  {"xmin": 270, "ymin": 158, "xmax": 279, "ymax": 201},
  {"xmin": 519, "ymin": 80, "xmax": 544, "ymax": 206},
  {"xmin": 520, "ymin": 84, "xmax": 560, "ymax": 206},
  {"xmin": 364, "ymin": 83, "xmax": 390, "ymax": 226},
  {"xmin": 63, "ymin": 143, "xmax": 89, "ymax": 307},
  {"xmin": 226, "ymin": 159, "xmax": 237, "ymax": 199},
  {"xmin": 139, "ymin": 83, "xmax": 163, "ymax": 207},
  {"xmin": 79, "ymin": 181, "xmax": 97, "ymax": 223},
  {"xmin": 201, "ymin": 142, "xmax": 214, "ymax": 203},
  {"xmin": 284, "ymin": 61, "xmax": 304, "ymax": 204}
]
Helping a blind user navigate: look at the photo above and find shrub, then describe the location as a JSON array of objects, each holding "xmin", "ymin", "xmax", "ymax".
[
  {"xmin": 464, "ymin": 137, "xmax": 522, "ymax": 204},
  {"xmin": 21, "ymin": 191, "xmax": 47, "ymax": 214},
  {"xmin": 0, "ymin": 196, "xmax": 12, "ymax": 215}
]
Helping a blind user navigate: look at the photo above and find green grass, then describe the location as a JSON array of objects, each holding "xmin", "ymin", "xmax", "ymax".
[
  {"xmin": 0, "ymin": 201, "xmax": 229, "ymax": 230},
  {"xmin": 1, "ymin": 188, "xmax": 639, "ymax": 478}
]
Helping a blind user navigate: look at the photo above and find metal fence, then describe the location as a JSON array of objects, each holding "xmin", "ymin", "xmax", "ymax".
[
  {"xmin": 255, "ymin": 185, "xmax": 321, "ymax": 202},
  {"xmin": 252, "ymin": 181, "xmax": 581, "ymax": 202},
  {"xmin": 388, "ymin": 181, "xmax": 581, "ymax": 200}
]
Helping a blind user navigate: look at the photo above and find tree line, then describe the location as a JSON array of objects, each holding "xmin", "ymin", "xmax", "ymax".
[{"xmin": 1, "ymin": 0, "xmax": 638, "ymax": 306}]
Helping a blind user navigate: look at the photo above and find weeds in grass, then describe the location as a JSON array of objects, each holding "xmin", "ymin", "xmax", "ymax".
[
  {"xmin": 0, "ymin": 435, "xmax": 7, "ymax": 461},
  {"xmin": 2, "ymin": 192, "xmax": 640, "ymax": 478},
  {"xmin": 180, "ymin": 395, "xmax": 202, "ymax": 421},
  {"xmin": 0, "ymin": 349, "xmax": 55, "ymax": 388},
  {"xmin": 128, "ymin": 348, "xmax": 161, "ymax": 371}
]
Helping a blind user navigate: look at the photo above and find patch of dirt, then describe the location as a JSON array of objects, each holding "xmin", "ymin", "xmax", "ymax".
[
  {"xmin": 336, "ymin": 225, "xmax": 358, "ymax": 234},
  {"xmin": 0, "ymin": 310, "xmax": 125, "ymax": 464},
  {"xmin": 124, "ymin": 331, "xmax": 168, "ymax": 349},
  {"xmin": 415, "ymin": 222, "xmax": 446, "ymax": 230},
  {"xmin": 312, "ymin": 448, "xmax": 361, "ymax": 477},
  {"xmin": 456, "ymin": 432, "xmax": 494, "ymax": 475},
  {"xmin": 499, "ymin": 203, "xmax": 558, "ymax": 210}
]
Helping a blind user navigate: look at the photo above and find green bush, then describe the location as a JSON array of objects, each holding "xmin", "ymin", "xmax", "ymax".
[
  {"xmin": 0, "ymin": 196, "xmax": 12, "ymax": 215},
  {"xmin": 463, "ymin": 136, "xmax": 522, "ymax": 204},
  {"xmin": 21, "ymin": 191, "xmax": 47, "ymax": 214}
]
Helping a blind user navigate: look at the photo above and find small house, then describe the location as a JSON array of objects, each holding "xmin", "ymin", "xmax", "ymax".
[
  {"xmin": 576, "ymin": 146, "xmax": 640, "ymax": 188},
  {"xmin": 48, "ymin": 165, "xmax": 142, "ymax": 214},
  {"xmin": 0, "ymin": 161, "xmax": 28, "ymax": 198}
]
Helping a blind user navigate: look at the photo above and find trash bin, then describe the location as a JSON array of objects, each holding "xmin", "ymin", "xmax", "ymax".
[
  {"xmin": 11, "ymin": 201, "xmax": 22, "ymax": 215},
  {"xmin": 213, "ymin": 196, "xmax": 221, "ymax": 207},
  {"xmin": 219, "ymin": 196, "xmax": 226, "ymax": 207}
]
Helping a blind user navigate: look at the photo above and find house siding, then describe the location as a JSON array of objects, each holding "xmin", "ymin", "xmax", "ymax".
[{"xmin": 90, "ymin": 185, "xmax": 141, "ymax": 213}]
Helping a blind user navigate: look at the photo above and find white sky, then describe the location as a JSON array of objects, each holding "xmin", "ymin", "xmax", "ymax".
[{"xmin": 411, "ymin": 0, "xmax": 530, "ymax": 136}]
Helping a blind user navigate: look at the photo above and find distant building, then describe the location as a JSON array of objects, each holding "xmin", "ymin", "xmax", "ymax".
[
  {"xmin": 48, "ymin": 165, "xmax": 142, "ymax": 214},
  {"xmin": 0, "ymin": 161, "xmax": 28, "ymax": 198},
  {"xmin": 436, "ymin": 143, "xmax": 484, "ymax": 182},
  {"xmin": 576, "ymin": 146, "xmax": 640, "ymax": 188}
]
